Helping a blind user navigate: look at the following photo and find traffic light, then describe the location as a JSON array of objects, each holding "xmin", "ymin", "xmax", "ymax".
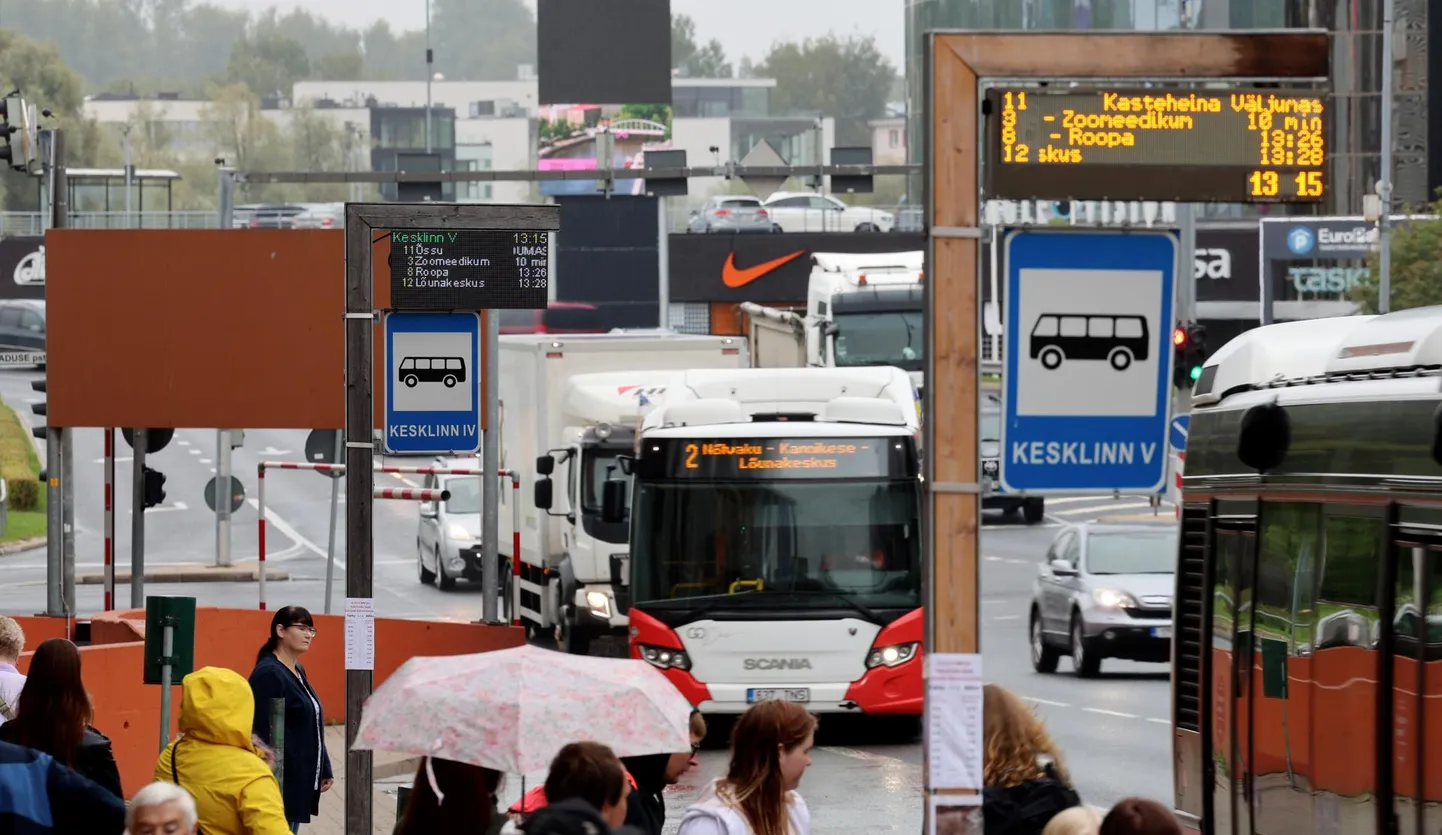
[
  {"xmin": 1171, "ymin": 326, "xmax": 1191, "ymax": 389},
  {"xmin": 1184, "ymin": 323, "xmax": 1208, "ymax": 383},
  {"xmin": 0, "ymin": 93, "xmax": 38, "ymax": 174},
  {"xmin": 29, "ymin": 378, "xmax": 46, "ymax": 440},
  {"xmin": 141, "ymin": 466, "xmax": 166, "ymax": 510}
]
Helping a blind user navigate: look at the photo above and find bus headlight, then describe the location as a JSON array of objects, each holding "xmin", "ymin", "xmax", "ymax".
[
  {"xmin": 866, "ymin": 642, "xmax": 919, "ymax": 669},
  {"xmin": 639, "ymin": 644, "xmax": 691, "ymax": 671}
]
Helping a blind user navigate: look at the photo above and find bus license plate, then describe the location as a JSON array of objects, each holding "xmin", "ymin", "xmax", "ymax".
[
  {"xmin": 1152, "ymin": 626, "xmax": 1172, "ymax": 639},
  {"xmin": 747, "ymin": 688, "xmax": 810, "ymax": 704}
]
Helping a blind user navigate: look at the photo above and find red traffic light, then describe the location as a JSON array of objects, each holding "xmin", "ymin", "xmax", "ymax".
[{"xmin": 1173, "ymin": 327, "xmax": 1188, "ymax": 346}]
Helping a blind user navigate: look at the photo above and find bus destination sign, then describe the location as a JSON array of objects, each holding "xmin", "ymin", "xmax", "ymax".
[
  {"xmin": 389, "ymin": 229, "xmax": 549, "ymax": 310},
  {"xmin": 984, "ymin": 87, "xmax": 1328, "ymax": 204},
  {"xmin": 656, "ymin": 437, "xmax": 913, "ymax": 480}
]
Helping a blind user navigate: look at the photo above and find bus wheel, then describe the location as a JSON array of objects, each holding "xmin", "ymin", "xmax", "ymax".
[
  {"xmin": 1040, "ymin": 347, "xmax": 1064, "ymax": 370},
  {"xmin": 443, "ymin": 375, "xmax": 458, "ymax": 387},
  {"xmin": 1108, "ymin": 348, "xmax": 1133, "ymax": 371},
  {"xmin": 404, "ymin": 374, "xmax": 419, "ymax": 387}
]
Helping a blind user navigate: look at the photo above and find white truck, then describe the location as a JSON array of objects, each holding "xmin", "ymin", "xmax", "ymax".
[
  {"xmin": 500, "ymin": 332, "xmax": 750, "ymax": 654},
  {"xmin": 740, "ymin": 250, "xmax": 925, "ymax": 397},
  {"xmin": 598, "ymin": 365, "xmax": 926, "ymax": 721}
]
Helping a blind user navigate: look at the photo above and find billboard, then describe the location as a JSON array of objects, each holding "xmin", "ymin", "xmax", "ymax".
[
  {"xmin": 537, "ymin": 103, "xmax": 674, "ymax": 197},
  {"xmin": 669, "ymin": 233, "xmax": 940, "ymax": 303},
  {"xmin": 0, "ymin": 236, "xmax": 44, "ymax": 300},
  {"xmin": 536, "ymin": 0, "xmax": 671, "ymax": 106}
]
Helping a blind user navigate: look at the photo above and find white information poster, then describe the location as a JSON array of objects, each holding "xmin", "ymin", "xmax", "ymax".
[
  {"xmin": 926, "ymin": 652, "xmax": 984, "ymax": 790},
  {"xmin": 344, "ymin": 597, "xmax": 376, "ymax": 671}
]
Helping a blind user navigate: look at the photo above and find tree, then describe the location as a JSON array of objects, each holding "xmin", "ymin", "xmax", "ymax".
[
  {"xmin": 672, "ymin": 14, "xmax": 731, "ymax": 78},
  {"xmin": 227, "ymin": 30, "xmax": 311, "ymax": 98},
  {"xmin": 755, "ymin": 35, "xmax": 896, "ymax": 147},
  {"xmin": 430, "ymin": 0, "xmax": 537, "ymax": 81},
  {"xmin": 1351, "ymin": 205, "xmax": 1442, "ymax": 313}
]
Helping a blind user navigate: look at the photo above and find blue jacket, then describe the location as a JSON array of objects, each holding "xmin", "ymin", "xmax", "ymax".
[
  {"xmin": 0, "ymin": 738, "xmax": 125, "ymax": 833},
  {"xmin": 249, "ymin": 654, "xmax": 333, "ymax": 823}
]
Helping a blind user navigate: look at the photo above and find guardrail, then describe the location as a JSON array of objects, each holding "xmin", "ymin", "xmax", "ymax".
[
  {"xmin": 256, "ymin": 462, "xmax": 521, "ymax": 623},
  {"xmin": 0, "ymin": 211, "xmax": 220, "ymax": 236}
]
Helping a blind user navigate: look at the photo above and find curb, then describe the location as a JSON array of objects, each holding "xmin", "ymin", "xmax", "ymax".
[
  {"xmin": 0, "ymin": 536, "xmax": 45, "ymax": 556},
  {"xmin": 78, "ymin": 566, "xmax": 291, "ymax": 584},
  {"xmin": 374, "ymin": 758, "xmax": 421, "ymax": 781}
]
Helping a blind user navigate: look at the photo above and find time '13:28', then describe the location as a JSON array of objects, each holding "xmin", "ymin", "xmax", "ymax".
[{"xmin": 518, "ymin": 278, "xmax": 548, "ymax": 289}]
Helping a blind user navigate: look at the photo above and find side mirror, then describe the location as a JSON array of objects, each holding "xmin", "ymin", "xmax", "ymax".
[
  {"xmin": 1050, "ymin": 559, "xmax": 1077, "ymax": 576},
  {"xmin": 419, "ymin": 503, "xmax": 438, "ymax": 519},
  {"xmin": 601, "ymin": 480, "xmax": 628, "ymax": 524},
  {"xmin": 821, "ymin": 321, "xmax": 838, "ymax": 337},
  {"xmin": 689, "ymin": 210, "xmax": 699, "ymax": 217},
  {"xmin": 535, "ymin": 454, "xmax": 554, "ymax": 476},
  {"xmin": 534, "ymin": 477, "xmax": 554, "ymax": 510}
]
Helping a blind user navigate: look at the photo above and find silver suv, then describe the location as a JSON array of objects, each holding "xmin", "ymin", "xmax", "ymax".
[
  {"xmin": 416, "ymin": 457, "xmax": 508, "ymax": 606},
  {"xmin": 1029, "ymin": 523, "xmax": 1177, "ymax": 677}
]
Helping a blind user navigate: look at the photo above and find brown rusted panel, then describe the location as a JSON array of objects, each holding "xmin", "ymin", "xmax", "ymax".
[
  {"xmin": 941, "ymin": 31, "xmax": 1330, "ymax": 79},
  {"xmin": 928, "ymin": 40, "xmax": 981, "ymax": 658},
  {"xmin": 47, "ymin": 229, "xmax": 488, "ymax": 431}
]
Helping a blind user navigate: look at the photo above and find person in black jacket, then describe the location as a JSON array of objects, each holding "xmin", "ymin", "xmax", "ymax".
[
  {"xmin": 0, "ymin": 637, "xmax": 123, "ymax": 800},
  {"xmin": 249, "ymin": 605, "xmax": 333, "ymax": 833},
  {"xmin": 620, "ymin": 709, "xmax": 707, "ymax": 835},
  {"xmin": 0, "ymin": 737, "xmax": 125, "ymax": 833}
]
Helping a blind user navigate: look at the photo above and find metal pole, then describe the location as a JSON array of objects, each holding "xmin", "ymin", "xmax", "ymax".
[
  {"xmin": 52, "ymin": 129, "xmax": 74, "ymax": 617},
  {"xmin": 217, "ymin": 167, "xmax": 235, "ymax": 230},
  {"xmin": 1378, "ymin": 0, "xmax": 1395, "ymax": 314},
  {"xmin": 1259, "ymin": 226, "xmax": 1274, "ymax": 326},
  {"xmin": 158, "ymin": 622, "xmax": 173, "ymax": 752},
  {"xmin": 44, "ymin": 430, "xmax": 61, "ymax": 616},
  {"xmin": 1176, "ymin": 203, "xmax": 1197, "ymax": 323},
  {"xmin": 480, "ymin": 312, "xmax": 500, "ymax": 623},
  {"xmin": 122, "ymin": 129, "xmax": 133, "ymax": 228},
  {"xmin": 131, "ymin": 429, "xmax": 147, "ymax": 608},
  {"xmin": 656, "ymin": 197, "xmax": 669, "ymax": 329},
  {"xmin": 257, "ymin": 465, "xmax": 267, "ymax": 610},
  {"xmin": 215, "ymin": 431, "xmax": 233, "ymax": 567},
  {"xmin": 424, "ymin": 0, "xmax": 433, "ymax": 154},
  {"xmin": 103, "ymin": 428, "xmax": 114, "ymax": 611},
  {"xmin": 342, "ymin": 211, "xmax": 375, "ymax": 835},
  {"xmin": 324, "ymin": 429, "xmax": 342, "ymax": 615}
]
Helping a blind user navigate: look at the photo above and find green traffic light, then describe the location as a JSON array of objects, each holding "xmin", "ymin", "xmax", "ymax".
[{"xmin": 1189, "ymin": 365, "xmax": 1203, "ymax": 381}]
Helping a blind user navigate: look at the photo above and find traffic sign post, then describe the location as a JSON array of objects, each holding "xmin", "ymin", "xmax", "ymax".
[
  {"xmin": 342, "ymin": 202, "xmax": 558, "ymax": 835},
  {"xmin": 383, "ymin": 312, "xmax": 483, "ymax": 456},
  {"xmin": 1170, "ymin": 415, "xmax": 1189, "ymax": 452},
  {"xmin": 999, "ymin": 229, "xmax": 1177, "ymax": 495}
]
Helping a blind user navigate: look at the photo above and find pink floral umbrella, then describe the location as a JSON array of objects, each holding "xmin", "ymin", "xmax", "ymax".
[{"xmin": 352, "ymin": 643, "xmax": 694, "ymax": 774}]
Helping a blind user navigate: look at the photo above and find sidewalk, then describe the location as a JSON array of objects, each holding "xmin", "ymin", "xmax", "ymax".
[{"xmin": 304, "ymin": 725, "xmax": 418, "ymax": 834}]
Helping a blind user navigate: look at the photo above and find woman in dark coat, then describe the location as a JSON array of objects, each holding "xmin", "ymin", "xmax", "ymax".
[
  {"xmin": 249, "ymin": 605, "xmax": 333, "ymax": 833},
  {"xmin": 0, "ymin": 637, "xmax": 123, "ymax": 800}
]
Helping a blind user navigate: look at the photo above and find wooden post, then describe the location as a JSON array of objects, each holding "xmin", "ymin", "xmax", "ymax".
[
  {"xmin": 922, "ymin": 30, "xmax": 1331, "ymax": 830},
  {"xmin": 342, "ymin": 203, "xmax": 375, "ymax": 835}
]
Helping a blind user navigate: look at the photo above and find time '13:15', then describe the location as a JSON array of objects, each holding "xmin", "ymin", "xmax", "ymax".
[{"xmin": 1248, "ymin": 169, "xmax": 1324, "ymax": 198}]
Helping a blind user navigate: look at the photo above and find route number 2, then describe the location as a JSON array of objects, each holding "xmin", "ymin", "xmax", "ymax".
[{"xmin": 685, "ymin": 444, "xmax": 699, "ymax": 469}]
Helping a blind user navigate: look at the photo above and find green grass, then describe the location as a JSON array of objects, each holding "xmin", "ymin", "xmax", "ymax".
[{"xmin": 0, "ymin": 400, "xmax": 43, "ymax": 544}]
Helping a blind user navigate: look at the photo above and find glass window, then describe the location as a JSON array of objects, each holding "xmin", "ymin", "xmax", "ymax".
[
  {"xmin": 1083, "ymin": 530, "xmax": 1177, "ymax": 574},
  {"xmin": 441, "ymin": 476, "xmax": 481, "ymax": 514},
  {"xmin": 832, "ymin": 311, "xmax": 924, "ymax": 371},
  {"xmin": 1257, "ymin": 503, "xmax": 1318, "ymax": 642},
  {"xmin": 0, "ymin": 308, "xmax": 20, "ymax": 328},
  {"xmin": 980, "ymin": 410, "xmax": 1001, "ymax": 444},
  {"xmin": 1392, "ymin": 544, "xmax": 1423, "ymax": 835}
]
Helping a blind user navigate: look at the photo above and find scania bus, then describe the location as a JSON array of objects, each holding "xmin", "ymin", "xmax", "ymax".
[
  {"xmin": 1174, "ymin": 308, "xmax": 1442, "ymax": 834},
  {"xmin": 600, "ymin": 366, "xmax": 924, "ymax": 720}
]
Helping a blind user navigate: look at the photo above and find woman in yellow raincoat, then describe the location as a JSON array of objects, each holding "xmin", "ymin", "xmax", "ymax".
[{"xmin": 154, "ymin": 666, "xmax": 292, "ymax": 835}]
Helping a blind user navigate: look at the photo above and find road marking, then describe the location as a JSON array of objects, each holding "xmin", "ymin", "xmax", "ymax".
[
  {"xmin": 1005, "ymin": 558, "xmax": 1029, "ymax": 565},
  {"xmin": 1146, "ymin": 717, "xmax": 1171, "ymax": 726},
  {"xmin": 374, "ymin": 559, "xmax": 414, "ymax": 566},
  {"xmin": 984, "ymin": 556, "xmax": 1002, "ymax": 562},
  {"xmin": 177, "ymin": 440, "xmax": 190, "ymax": 446},
  {"xmin": 1024, "ymin": 697, "xmax": 1071, "ymax": 708},
  {"xmin": 992, "ymin": 614, "xmax": 1021, "ymax": 621},
  {"xmin": 126, "ymin": 502, "xmax": 188, "ymax": 514},
  {"xmin": 188, "ymin": 448, "xmax": 201, "ymax": 455},
  {"xmin": 1053, "ymin": 502, "xmax": 1159, "ymax": 517},
  {"xmin": 92, "ymin": 456, "xmax": 134, "ymax": 464},
  {"xmin": 1083, "ymin": 707, "xmax": 1138, "ymax": 719},
  {"xmin": 200, "ymin": 458, "xmax": 213, "ymax": 464},
  {"xmin": 246, "ymin": 498, "xmax": 335, "ymax": 570}
]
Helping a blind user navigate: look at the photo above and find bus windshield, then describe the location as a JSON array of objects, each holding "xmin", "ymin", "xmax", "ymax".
[
  {"xmin": 832, "ymin": 311, "xmax": 923, "ymax": 371},
  {"xmin": 630, "ymin": 479, "xmax": 923, "ymax": 612}
]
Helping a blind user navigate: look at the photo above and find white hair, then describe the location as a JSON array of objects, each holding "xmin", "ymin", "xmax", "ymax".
[{"xmin": 127, "ymin": 782, "xmax": 198, "ymax": 831}]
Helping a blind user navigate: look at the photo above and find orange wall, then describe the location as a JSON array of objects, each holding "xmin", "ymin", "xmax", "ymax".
[
  {"xmin": 13, "ymin": 608, "xmax": 523, "ymax": 798},
  {"xmin": 5, "ymin": 616, "xmax": 81, "ymax": 650}
]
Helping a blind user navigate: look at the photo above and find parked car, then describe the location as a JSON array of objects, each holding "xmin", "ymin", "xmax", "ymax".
[
  {"xmin": 762, "ymin": 191, "xmax": 895, "ymax": 233},
  {"xmin": 686, "ymin": 195, "xmax": 773, "ymax": 234},
  {"xmin": 291, "ymin": 203, "xmax": 346, "ymax": 229},
  {"xmin": 234, "ymin": 204, "xmax": 308, "ymax": 229},
  {"xmin": 1030, "ymin": 523, "xmax": 1177, "ymax": 677},
  {"xmin": 497, "ymin": 302, "xmax": 605, "ymax": 335},
  {"xmin": 0, "ymin": 300, "xmax": 45, "ymax": 367}
]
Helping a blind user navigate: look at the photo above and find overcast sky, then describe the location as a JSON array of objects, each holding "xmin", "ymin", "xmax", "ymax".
[{"xmin": 211, "ymin": 0, "xmax": 907, "ymax": 69}]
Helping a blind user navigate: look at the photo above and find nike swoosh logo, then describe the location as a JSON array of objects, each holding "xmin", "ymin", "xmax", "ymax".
[{"xmin": 721, "ymin": 250, "xmax": 806, "ymax": 288}]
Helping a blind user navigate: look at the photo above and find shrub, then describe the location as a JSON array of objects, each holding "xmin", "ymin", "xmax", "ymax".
[
  {"xmin": 7, "ymin": 477, "xmax": 38, "ymax": 511},
  {"xmin": 0, "ymin": 403, "xmax": 41, "ymax": 511}
]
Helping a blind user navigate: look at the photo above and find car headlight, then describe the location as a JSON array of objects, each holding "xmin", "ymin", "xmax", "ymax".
[
  {"xmin": 447, "ymin": 524, "xmax": 473, "ymax": 541},
  {"xmin": 585, "ymin": 590, "xmax": 612, "ymax": 619},
  {"xmin": 1093, "ymin": 588, "xmax": 1138, "ymax": 609},
  {"xmin": 865, "ymin": 642, "xmax": 919, "ymax": 669},
  {"xmin": 639, "ymin": 644, "xmax": 691, "ymax": 671}
]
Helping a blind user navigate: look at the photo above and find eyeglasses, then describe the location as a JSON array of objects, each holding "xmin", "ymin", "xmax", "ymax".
[
  {"xmin": 288, "ymin": 625, "xmax": 317, "ymax": 635},
  {"xmin": 690, "ymin": 743, "xmax": 701, "ymax": 755}
]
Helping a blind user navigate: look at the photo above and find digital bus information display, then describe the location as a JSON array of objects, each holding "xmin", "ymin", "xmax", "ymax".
[
  {"xmin": 984, "ymin": 87, "xmax": 1328, "ymax": 204},
  {"xmin": 649, "ymin": 437, "xmax": 917, "ymax": 480},
  {"xmin": 389, "ymin": 230, "xmax": 550, "ymax": 310}
]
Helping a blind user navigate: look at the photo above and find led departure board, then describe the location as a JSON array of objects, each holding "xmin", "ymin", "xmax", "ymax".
[
  {"xmin": 389, "ymin": 230, "xmax": 550, "ymax": 310},
  {"xmin": 984, "ymin": 87, "xmax": 1328, "ymax": 204},
  {"xmin": 647, "ymin": 437, "xmax": 918, "ymax": 480}
]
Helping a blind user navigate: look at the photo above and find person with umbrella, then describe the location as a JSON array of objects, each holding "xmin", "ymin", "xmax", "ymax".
[
  {"xmin": 394, "ymin": 758, "xmax": 504, "ymax": 835},
  {"xmin": 516, "ymin": 741, "xmax": 640, "ymax": 835},
  {"xmin": 620, "ymin": 709, "xmax": 708, "ymax": 835}
]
